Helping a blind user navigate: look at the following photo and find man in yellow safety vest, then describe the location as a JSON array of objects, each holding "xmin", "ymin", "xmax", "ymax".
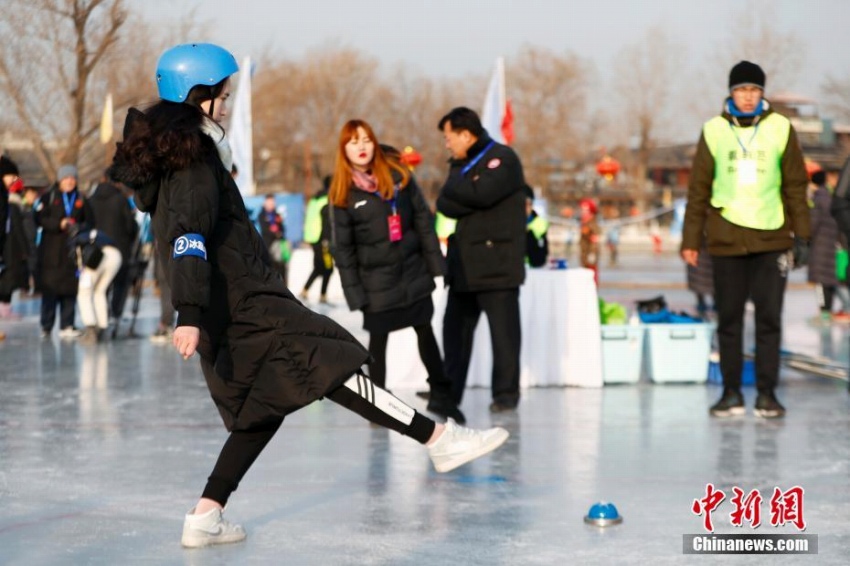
[{"xmin": 681, "ymin": 61, "xmax": 810, "ymax": 419}]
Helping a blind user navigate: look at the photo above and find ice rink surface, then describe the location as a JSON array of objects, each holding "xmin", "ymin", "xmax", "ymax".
[{"xmin": 1, "ymin": 249, "xmax": 848, "ymax": 565}]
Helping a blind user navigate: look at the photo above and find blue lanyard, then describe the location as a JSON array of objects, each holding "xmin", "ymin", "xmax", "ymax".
[
  {"xmin": 62, "ymin": 192, "xmax": 77, "ymax": 217},
  {"xmin": 387, "ymin": 185, "xmax": 399, "ymax": 215},
  {"xmin": 728, "ymin": 122, "xmax": 759, "ymax": 156},
  {"xmin": 461, "ymin": 141, "xmax": 496, "ymax": 176}
]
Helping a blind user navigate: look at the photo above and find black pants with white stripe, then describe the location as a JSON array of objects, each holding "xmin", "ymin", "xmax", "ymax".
[{"xmin": 201, "ymin": 374, "xmax": 436, "ymax": 506}]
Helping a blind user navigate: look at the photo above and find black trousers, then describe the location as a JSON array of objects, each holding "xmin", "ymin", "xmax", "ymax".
[
  {"xmin": 304, "ymin": 269, "xmax": 332, "ymax": 295},
  {"xmin": 155, "ymin": 256, "xmax": 174, "ymax": 327},
  {"xmin": 443, "ymin": 288, "xmax": 521, "ymax": 407},
  {"xmin": 712, "ymin": 251, "xmax": 787, "ymax": 393},
  {"xmin": 200, "ymin": 375, "xmax": 435, "ymax": 506},
  {"xmin": 109, "ymin": 263, "xmax": 132, "ymax": 320},
  {"xmin": 368, "ymin": 324, "xmax": 452, "ymax": 397},
  {"xmin": 40, "ymin": 293, "xmax": 76, "ymax": 331}
]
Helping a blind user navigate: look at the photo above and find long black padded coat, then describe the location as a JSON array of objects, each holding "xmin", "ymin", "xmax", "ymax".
[
  {"xmin": 331, "ymin": 175, "xmax": 445, "ymax": 313},
  {"xmin": 34, "ymin": 185, "xmax": 95, "ymax": 296},
  {"xmin": 110, "ymin": 111, "xmax": 369, "ymax": 432}
]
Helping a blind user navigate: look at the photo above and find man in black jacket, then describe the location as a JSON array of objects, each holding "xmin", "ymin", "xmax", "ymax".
[{"xmin": 436, "ymin": 107, "xmax": 527, "ymax": 412}]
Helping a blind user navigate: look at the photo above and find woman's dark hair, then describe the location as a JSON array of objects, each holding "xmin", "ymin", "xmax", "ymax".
[{"xmin": 112, "ymin": 78, "xmax": 228, "ymax": 180}]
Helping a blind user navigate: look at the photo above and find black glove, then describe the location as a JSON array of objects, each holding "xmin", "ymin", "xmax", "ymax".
[{"xmin": 792, "ymin": 237, "xmax": 809, "ymax": 269}]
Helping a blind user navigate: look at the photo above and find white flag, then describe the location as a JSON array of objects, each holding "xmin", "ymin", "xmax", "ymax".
[
  {"xmin": 100, "ymin": 93, "xmax": 113, "ymax": 144},
  {"xmin": 481, "ymin": 57, "xmax": 506, "ymax": 144},
  {"xmin": 230, "ymin": 56, "xmax": 255, "ymax": 196}
]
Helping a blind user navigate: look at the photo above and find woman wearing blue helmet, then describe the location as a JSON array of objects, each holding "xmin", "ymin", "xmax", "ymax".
[{"xmin": 110, "ymin": 43, "xmax": 509, "ymax": 548}]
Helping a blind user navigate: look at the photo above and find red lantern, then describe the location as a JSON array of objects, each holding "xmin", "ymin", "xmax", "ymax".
[
  {"xmin": 804, "ymin": 159, "xmax": 822, "ymax": 178},
  {"xmin": 400, "ymin": 146, "xmax": 422, "ymax": 169},
  {"xmin": 596, "ymin": 155, "xmax": 620, "ymax": 180}
]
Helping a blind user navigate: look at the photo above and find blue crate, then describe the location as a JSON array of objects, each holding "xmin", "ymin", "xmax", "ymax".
[{"xmin": 707, "ymin": 359, "xmax": 756, "ymax": 386}]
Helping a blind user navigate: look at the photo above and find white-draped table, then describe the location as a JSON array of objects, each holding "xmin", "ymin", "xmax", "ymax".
[
  {"xmin": 287, "ymin": 250, "xmax": 603, "ymax": 390},
  {"xmin": 384, "ymin": 267, "xmax": 603, "ymax": 390}
]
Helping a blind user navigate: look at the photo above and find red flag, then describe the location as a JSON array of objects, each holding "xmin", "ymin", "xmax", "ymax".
[{"xmin": 501, "ymin": 99, "xmax": 514, "ymax": 146}]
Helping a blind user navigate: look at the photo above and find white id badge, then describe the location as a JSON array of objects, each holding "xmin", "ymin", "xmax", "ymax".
[{"xmin": 738, "ymin": 159, "xmax": 757, "ymax": 185}]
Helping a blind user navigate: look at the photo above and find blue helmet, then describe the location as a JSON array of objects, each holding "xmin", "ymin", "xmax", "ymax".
[{"xmin": 156, "ymin": 43, "xmax": 239, "ymax": 103}]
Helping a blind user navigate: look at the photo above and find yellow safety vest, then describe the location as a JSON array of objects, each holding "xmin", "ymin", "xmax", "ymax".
[
  {"xmin": 435, "ymin": 212, "xmax": 457, "ymax": 240},
  {"xmin": 703, "ymin": 112, "xmax": 790, "ymax": 230},
  {"xmin": 527, "ymin": 214, "xmax": 548, "ymax": 239},
  {"xmin": 303, "ymin": 195, "xmax": 328, "ymax": 244}
]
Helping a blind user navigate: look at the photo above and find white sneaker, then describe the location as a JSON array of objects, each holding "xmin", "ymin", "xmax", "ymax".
[
  {"xmin": 181, "ymin": 507, "xmax": 247, "ymax": 548},
  {"xmin": 428, "ymin": 419, "xmax": 509, "ymax": 473},
  {"xmin": 58, "ymin": 327, "xmax": 81, "ymax": 339}
]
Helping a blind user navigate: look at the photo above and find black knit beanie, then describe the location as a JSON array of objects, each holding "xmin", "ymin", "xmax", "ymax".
[
  {"xmin": 0, "ymin": 155, "xmax": 19, "ymax": 177},
  {"xmin": 729, "ymin": 61, "xmax": 766, "ymax": 92}
]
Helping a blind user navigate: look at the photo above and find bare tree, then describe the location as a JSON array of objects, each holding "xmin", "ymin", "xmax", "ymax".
[
  {"xmin": 252, "ymin": 44, "xmax": 384, "ymax": 194},
  {"xmin": 686, "ymin": 1, "xmax": 806, "ymax": 123},
  {"xmin": 0, "ymin": 0, "xmax": 127, "ymax": 179},
  {"xmin": 821, "ymin": 74, "xmax": 850, "ymax": 123},
  {"xmin": 612, "ymin": 26, "xmax": 686, "ymax": 208},
  {"xmin": 0, "ymin": 1, "xmax": 210, "ymax": 182},
  {"xmin": 715, "ymin": 0, "xmax": 805, "ymax": 93},
  {"xmin": 509, "ymin": 45, "xmax": 589, "ymax": 193}
]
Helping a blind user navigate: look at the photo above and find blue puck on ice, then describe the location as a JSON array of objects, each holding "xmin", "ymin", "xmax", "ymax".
[{"xmin": 584, "ymin": 502, "xmax": 623, "ymax": 526}]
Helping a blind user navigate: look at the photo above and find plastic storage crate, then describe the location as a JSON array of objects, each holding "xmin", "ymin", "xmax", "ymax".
[
  {"xmin": 644, "ymin": 323, "xmax": 715, "ymax": 383},
  {"xmin": 601, "ymin": 325, "xmax": 645, "ymax": 384}
]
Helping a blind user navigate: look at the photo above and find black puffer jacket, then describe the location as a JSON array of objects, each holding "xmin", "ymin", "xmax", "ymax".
[
  {"xmin": 34, "ymin": 186, "xmax": 95, "ymax": 295},
  {"xmin": 88, "ymin": 181, "xmax": 138, "ymax": 261},
  {"xmin": 110, "ymin": 109, "xmax": 369, "ymax": 431},
  {"xmin": 437, "ymin": 133, "xmax": 527, "ymax": 292},
  {"xmin": 331, "ymin": 175, "xmax": 444, "ymax": 312},
  {"xmin": 0, "ymin": 194, "xmax": 29, "ymax": 295}
]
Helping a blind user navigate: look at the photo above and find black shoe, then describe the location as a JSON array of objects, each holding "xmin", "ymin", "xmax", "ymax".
[
  {"xmin": 415, "ymin": 390, "xmax": 430, "ymax": 400},
  {"xmin": 489, "ymin": 402, "xmax": 517, "ymax": 414},
  {"xmin": 709, "ymin": 388, "xmax": 745, "ymax": 417},
  {"xmin": 427, "ymin": 399, "xmax": 466, "ymax": 425},
  {"xmin": 754, "ymin": 391, "xmax": 786, "ymax": 419}
]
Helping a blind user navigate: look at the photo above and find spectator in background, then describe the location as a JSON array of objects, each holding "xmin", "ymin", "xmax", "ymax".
[
  {"xmin": 35, "ymin": 164, "xmax": 95, "ymax": 338},
  {"xmin": 579, "ymin": 197, "xmax": 601, "ymax": 285},
  {"xmin": 71, "ymin": 228, "xmax": 122, "ymax": 343},
  {"xmin": 436, "ymin": 106, "xmax": 526, "ymax": 414},
  {"xmin": 0, "ymin": 156, "xmax": 10, "ymax": 287},
  {"xmin": 524, "ymin": 184, "xmax": 549, "ymax": 268},
  {"xmin": 681, "ymin": 61, "xmax": 809, "ymax": 418},
  {"xmin": 605, "ymin": 208, "xmax": 621, "ymax": 266},
  {"xmin": 807, "ymin": 169, "xmax": 842, "ymax": 324},
  {"xmin": 0, "ymin": 156, "xmax": 29, "ymax": 319},
  {"xmin": 149, "ymin": 238, "xmax": 176, "ymax": 343},
  {"xmin": 826, "ymin": 168, "xmax": 850, "ymax": 320},
  {"xmin": 300, "ymin": 175, "xmax": 334, "ymax": 303},
  {"xmin": 87, "ymin": 171, "xmax": 139, "ymax": 325},
  {"xmin": 21, "ymin": 186, "xmax": 40, "ymax": 293},
  {"xmin": 258, "ymin": 194, "xmax": 289, "ymax": 286}
]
